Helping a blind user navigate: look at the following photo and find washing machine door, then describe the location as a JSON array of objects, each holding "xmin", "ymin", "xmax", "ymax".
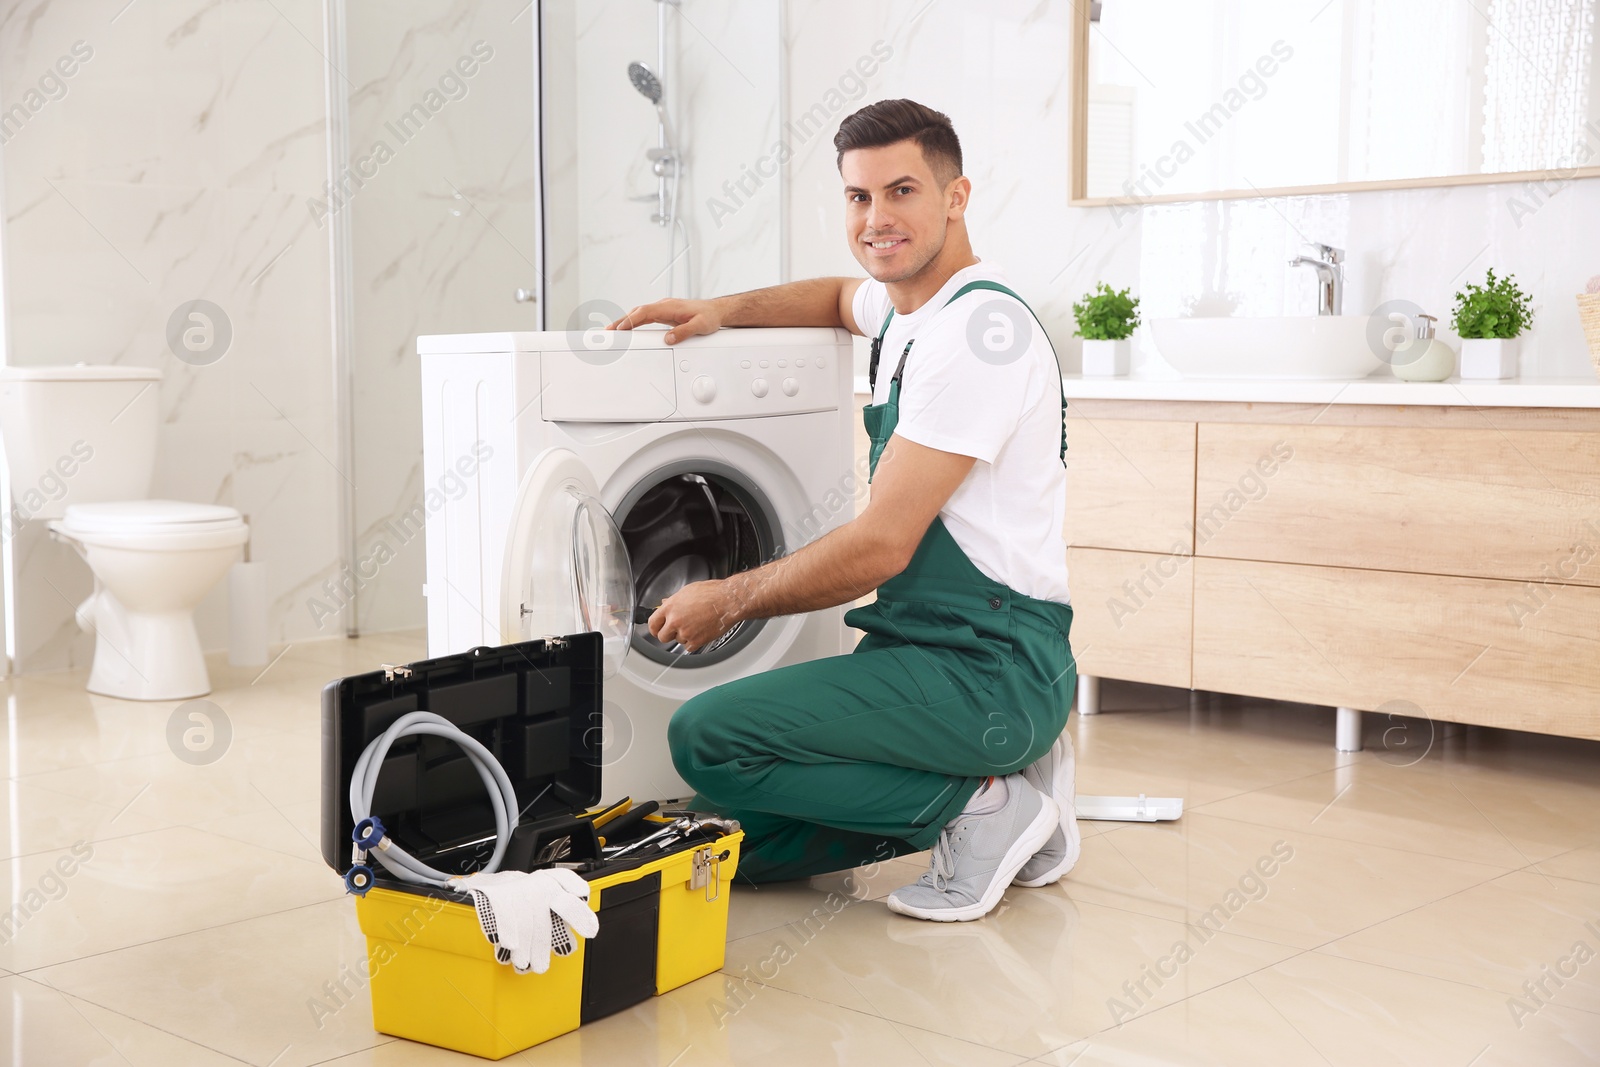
[{"xmin": 502, "ymin": 447, "xmax": 635, "ymax": 677}]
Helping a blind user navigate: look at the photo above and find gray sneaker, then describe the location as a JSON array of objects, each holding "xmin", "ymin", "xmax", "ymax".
[
  {"xmin": 1013, "ymin": 730, "xmax": 1081, "ymax": 887},
  {"xmin": 885, "ymin": 775, "xmax": 1060, "ymax": 922}
]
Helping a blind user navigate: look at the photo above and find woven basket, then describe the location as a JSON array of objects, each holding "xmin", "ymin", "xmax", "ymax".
[{"xmin": 1580, "ymin": 293, "xmax": 1600, "ymax": 379}]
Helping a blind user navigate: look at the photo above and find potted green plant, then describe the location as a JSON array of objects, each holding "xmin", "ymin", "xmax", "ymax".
[
  {"xmin": 1451, "ymin": 269, "xmax": 1533, "ymax": 380},
  {"xmin": 1072, "ymin": 283, "xmax": 1141, "ymax": 376}
]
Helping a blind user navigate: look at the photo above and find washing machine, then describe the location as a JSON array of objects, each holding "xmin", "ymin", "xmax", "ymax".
[{"xmin": 418, "ymin": 327, "xmax": 857, "ymax": 803}]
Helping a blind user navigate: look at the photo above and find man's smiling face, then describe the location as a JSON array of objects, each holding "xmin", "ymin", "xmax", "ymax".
[{"xmin": 841, "ymin": 139, "xmax": 958, "ymax": 285}]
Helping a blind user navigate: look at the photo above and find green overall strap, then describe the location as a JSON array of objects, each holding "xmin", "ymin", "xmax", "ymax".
[
  {"xmin": 868, "ymin": 306, "xmax": 905, "ymax": 393},
  {"xmin": 939, "ymin": 280, "xmax": 1069, "ymax": 465},
  {"xmin": 867, "ymin": 280, "xmax": 1068, "ymax": 464}
]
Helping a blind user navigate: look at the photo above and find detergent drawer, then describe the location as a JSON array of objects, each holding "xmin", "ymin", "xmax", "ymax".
[{"xmin": 541, "ymin": 348, "xmax": 679, "ymax": 422}]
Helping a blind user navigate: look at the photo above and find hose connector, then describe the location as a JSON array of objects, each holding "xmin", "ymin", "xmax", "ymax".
[
  {"xmin": 353, "ymin": 816, "xmax": 387, "ymax": 851},
  {"xmin": 344, "ymin": 864, "xmax": 375, "ymax": 896}
]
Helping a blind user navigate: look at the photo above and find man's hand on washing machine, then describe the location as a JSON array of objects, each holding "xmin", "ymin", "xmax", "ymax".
[
  {"xmin": 608, "ymin": 299, "xmax": 722, "ymax": 345},
  {"xmin": 610, "ymin": 278, "xmax": 865, "ymax": 342},
  {"xmin": 648, "ymin": 580, "xmax": 740, "ymax": 651}
]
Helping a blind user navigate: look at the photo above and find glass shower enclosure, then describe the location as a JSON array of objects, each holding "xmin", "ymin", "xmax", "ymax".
[{"xmin": 330, "ymin": 0, "xmax": 784, "ymax": 636}]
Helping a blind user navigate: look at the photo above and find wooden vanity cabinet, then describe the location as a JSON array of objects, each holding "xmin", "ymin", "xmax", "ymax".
[{"xmin": 1063, "ymin": 399, "xmax": 1600, "ymax": 741}]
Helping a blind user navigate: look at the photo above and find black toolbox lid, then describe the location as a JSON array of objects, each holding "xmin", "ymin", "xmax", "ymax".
[{"xmin": 319, "ymin": 635, "xmax": 604, "ymax": 877}]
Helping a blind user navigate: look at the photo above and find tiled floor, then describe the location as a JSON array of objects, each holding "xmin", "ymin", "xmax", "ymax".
[{"xmin": 3, "ymin": 632, "xmax": 1598, "ymax": 1065}]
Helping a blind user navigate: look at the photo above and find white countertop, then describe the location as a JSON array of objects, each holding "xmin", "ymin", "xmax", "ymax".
[
  {"xmin": 1056, "ymin": 372, "xmax": 1600, "ymax": 409},
  {"xmin": 857, "ymin": 372, "xmax": 1600, "ymax": 408}
]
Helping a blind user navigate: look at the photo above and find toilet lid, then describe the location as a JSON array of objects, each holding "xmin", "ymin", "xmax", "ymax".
[{"xmin": 62, "ymin": 500, "xmax": 244, "ymax": 535}]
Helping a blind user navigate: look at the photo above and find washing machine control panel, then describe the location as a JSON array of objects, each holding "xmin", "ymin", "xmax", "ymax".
[
  {"xmin": 536, "ymin": 330, "xmax": 851, "ymax": 422},
  {"xmin": 668, "ymin": 343, "xmax": 843, "ymax": 419}
]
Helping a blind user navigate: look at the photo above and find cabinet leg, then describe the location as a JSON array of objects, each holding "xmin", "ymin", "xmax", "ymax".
[
  {"xmin": 1335, "ymin": 706, "xmax": 1363, "ymax": 752},
  {"xmin": 1077, "ymin": 674, "xmax": 1100, "ymax": 716}
]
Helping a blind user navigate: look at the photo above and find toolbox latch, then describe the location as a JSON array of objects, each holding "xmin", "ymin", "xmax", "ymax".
[
  {"xmin": 689, "ymin": 846, "xmax": 715, "ymax": 898},
  {"xmin": 689, "ymin": 846, "xmax": 731, "ymax": 902}
]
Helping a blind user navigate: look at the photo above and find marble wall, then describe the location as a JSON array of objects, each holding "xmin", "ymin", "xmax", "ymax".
[{"xmin": 1, "ymin": 0, "xmax": 337, "ymax": 671}]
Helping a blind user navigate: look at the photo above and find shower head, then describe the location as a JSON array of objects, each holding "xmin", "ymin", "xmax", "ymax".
[{"xmin": 627, "ymin": 61, "xmax": 662, "ymax": 105}]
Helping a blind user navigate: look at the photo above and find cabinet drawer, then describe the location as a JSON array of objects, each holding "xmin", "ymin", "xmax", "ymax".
[
  {"xmin": 1195, "ymin": 423, "xmax": 1600, "ymax": 585},
  {"xmin": 1065, "ymin": 547, "xmax": 1191, "ymax": 689},
  {"xmin": 1065, "ymin": 417, "xmax": 1196, "ymax": 553},
  {"xmin": 1191, "ymin": 557, "xmax": 1600, "ymax": 740}
]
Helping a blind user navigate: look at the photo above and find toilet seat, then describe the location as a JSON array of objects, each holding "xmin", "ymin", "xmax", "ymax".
[{"xmin": 55, "ymin": 500, "xmax": 249, "ymax": 551}]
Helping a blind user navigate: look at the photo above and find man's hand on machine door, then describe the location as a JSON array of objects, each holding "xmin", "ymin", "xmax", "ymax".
[
  {"xmin": 607, "ymin": 299, "xmax": 722, "ymax": 345},
  {"xmin": 648, "ymin": 579, "xmax": 739, "ymax": 652}
]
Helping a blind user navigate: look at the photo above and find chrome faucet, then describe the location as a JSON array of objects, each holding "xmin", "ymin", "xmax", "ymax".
[{"xmin": 1288, "ymin": 242, "xmax": 1344, "ymax": 316}]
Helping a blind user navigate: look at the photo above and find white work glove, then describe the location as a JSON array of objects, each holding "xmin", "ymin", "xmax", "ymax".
[{"xmin": 453, "ymin": 868, "xmax": 601, "ymax": 975}]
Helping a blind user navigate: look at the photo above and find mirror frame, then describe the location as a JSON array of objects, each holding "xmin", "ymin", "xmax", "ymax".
[{"xmin": 1068, "ymin": 5, "xmax": 1600, "ymax": 206}]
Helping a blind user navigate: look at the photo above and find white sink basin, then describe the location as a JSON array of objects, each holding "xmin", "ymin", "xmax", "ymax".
[{"xmin": 1150, "ymin": 316, "xmax": 1381, "ymax": 380}]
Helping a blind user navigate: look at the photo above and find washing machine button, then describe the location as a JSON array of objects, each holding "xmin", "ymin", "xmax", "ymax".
[
  {"xmin": 751, "ymin": 378, "xmax": 769, "ymax": 398},
  {"xmin": 692, "ymin": 375, "xmax": 717, "ymax": 404},
  {"xmin": 782, "ymin": 377, "xmax": 799, "ymax": 396},
  {"xmin": 679, "ymin": 360, "xmax": 690, "ymax": 372},
  {"xmin": 777, "ymin": 359, "xmax": 788, "ymax": 368},
  {"xmin": 740, "ymin": 359, "xmax": 751, "ymax": 369},
  {"xmin": 759, "ymin": 359, "xmax": 770, "ymax": 369}
]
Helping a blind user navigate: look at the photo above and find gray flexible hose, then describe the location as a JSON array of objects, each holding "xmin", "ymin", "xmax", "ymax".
[{"xmin": 349, "ymin": 710, "xmax": 520, "ymax": 888}]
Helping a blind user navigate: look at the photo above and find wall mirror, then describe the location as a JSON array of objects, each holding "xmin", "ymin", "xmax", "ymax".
[{"xmin": 1071, "ymin": 0, "xmax": 1600, "ymax": 206}]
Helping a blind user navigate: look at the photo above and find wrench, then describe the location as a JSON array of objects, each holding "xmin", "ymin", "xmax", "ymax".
[
  {"xmin": 605, "ymin": 817, "xmax": 692, "ymax": 858},
  {"xmin": 602, "ymin": 815, "xmax": 742, "ymax": 860}
]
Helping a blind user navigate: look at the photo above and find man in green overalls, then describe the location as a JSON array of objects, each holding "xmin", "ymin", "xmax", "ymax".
[{"xmin": 609, "ymin": 99, "xmax": 1077, "ymax": 922}]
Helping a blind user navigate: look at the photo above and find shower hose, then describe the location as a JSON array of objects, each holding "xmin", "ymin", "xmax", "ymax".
[{"xmin": 344, "ymin": 710, "xmax": 519, "ymax": 896}]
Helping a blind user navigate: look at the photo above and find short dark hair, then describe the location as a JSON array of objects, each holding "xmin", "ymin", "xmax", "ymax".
[{"xmin": 833, "ymin": 99, "xmax": 963, "ymax": 186}]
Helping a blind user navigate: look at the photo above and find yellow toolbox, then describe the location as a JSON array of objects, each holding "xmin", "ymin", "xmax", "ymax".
[{"xmin": 320, "ymin": 634, "xmax": 743, "ymax": 1059}]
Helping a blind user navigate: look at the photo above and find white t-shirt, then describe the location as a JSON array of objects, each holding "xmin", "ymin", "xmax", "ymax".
[{"xmin": 853, "ymin": 263, "xmax": 1071, "ymax": 605}]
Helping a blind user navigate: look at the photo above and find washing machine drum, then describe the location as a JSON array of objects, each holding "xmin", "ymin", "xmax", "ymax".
[{"xmin": 620, "ymin": 473, "xmax": 770, "ymax": 664}]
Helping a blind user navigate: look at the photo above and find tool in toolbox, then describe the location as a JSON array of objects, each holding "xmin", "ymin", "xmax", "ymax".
[
  {"xmin": 320, "ymin": 633, "xmax": 746, "ymax": 1059},
  {"xmin": 593, "ymin": 798, "xmax": 658, "ymax": 846},
  {"xmin": 585, "ymin": 797, "xmax": 633, "ymax": 831},
  {"xmin": 345, "ymin": 710, "xmax": 522, "ymax": 894},
  {"xmin": 603, "ymin": 814, "xmax": 742, "ymax": 861}
]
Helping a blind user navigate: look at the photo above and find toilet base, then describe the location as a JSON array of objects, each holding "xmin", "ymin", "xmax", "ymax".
[{"xmin": 85, "ymin": 593, "xmax": 213, "ymax": 701}]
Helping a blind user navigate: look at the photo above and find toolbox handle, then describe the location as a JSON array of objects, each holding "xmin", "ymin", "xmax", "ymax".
[{"xmin": 708, "ymin": 849, "xmax": 731, "ymax": 903}]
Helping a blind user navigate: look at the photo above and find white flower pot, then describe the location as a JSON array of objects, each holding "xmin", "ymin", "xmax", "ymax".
[
  {"xmin": 1082, "ymin": 338, "xmax": 1131, "ymax": 377},
  {"xmin": 1458, "ymin": 336, "xmax": 1520, "ymax": 380}
]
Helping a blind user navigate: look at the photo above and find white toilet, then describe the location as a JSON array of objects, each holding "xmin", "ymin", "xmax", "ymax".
[{"xmin": 0, "ymin": 364, "xmax": 249, "ymax": 700}]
